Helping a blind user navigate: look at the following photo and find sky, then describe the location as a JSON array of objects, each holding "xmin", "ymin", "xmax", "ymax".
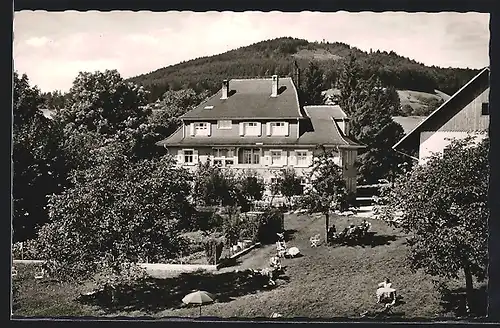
[{"xmin": 13, "ymin": 11, "xmax": 490, "ymax": 93}]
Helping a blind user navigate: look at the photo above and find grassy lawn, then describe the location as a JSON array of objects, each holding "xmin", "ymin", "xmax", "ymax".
[{"xmin": 12, "ymin": 213, "xmax": 486, "ymax": 319}]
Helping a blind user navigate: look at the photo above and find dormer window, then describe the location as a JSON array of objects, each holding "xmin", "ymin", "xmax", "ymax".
[
  {"xmin": 239, "ymin": 122, "xmax": 262, "ymax": 136},
  {"xmin": 189, "ymin": 122, "xmax": 211, "ymax": 136},
  {"xmin": 266, "ymin": 121, "xmax": 289, "ymax": 136},
  {"xmin": 482, "ymin": 102, "xmax": 489, "ymax": 116}
]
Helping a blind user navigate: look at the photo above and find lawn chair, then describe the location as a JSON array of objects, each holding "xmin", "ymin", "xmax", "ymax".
[
  {"xmin": 276, "ymin": 241, "xmax": 287, "ymax": 258},
  {"xmin": 310, "ymin": 234, "xmax": 321, "ymax": 247},
  {"xmin": 269, "ymin": 256, "xmax": 282, "ymax": 270},
  {"xmin": 34, "ymin": 268, "xmax": 46, "ymax": 280}
]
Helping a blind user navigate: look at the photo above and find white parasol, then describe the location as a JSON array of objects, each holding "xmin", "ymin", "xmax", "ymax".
[{"xmin": 182, "ymin": 290, "xmax": 215, "ymax": 316}]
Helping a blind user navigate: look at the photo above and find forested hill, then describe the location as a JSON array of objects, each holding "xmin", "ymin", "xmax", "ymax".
[{"xmin": 127, "ymin": 37, "xmax": 481, "ymax": 102}]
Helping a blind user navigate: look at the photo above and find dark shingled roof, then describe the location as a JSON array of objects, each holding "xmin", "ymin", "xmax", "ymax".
[
  {"xmin": 157, "ymin": 105, "xmax": 364, "ymax": 149},
  {"xmin": 181, "ymin": 77, "xmax": 302, "ymax": 119},
  {"xmin": 299, "ymin": 106, "xmax": 361, "ymax": 147}
]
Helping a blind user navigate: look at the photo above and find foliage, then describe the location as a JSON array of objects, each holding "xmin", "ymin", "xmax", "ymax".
[
  {"xmin": 145, "ymin": 88, "xmax": 210, "ymax": 140},
  {"xmin": 127, "ymin": 37, "xmax": 478, "ymax": 103},
  {"xmin": 300, "ymin": 61, "xmax": 325, "ymax": 105},
  {"xmin": 35, "ymin": 143, "xmax": 195, "ymax": 282},
  {"xmin": 234, "ymin": 170, "xmax": 265, "ymax": 209},
  {"xmin": 12, "ymin": 239, "xmax": 43, "ymax": 260},
  {"xmin": 302, "ymin": 150, "xmax": 349, "ymax": 214},
  {"xmin": 381, "ymin": 136, "xmax": 489, "ymax": 313},
  {"xmin": 276, "ymin": 167, "xmax": 304, "ymax": 207},
  {"xmin": 203, "ymin": 237, "xmax": 225, "ymax": 265},
  {"xmin": 192, "ymin": 161, "xmax": 239, "ymax": 207},
  {"xmin": 221, "ymin": 206, "xmax": 242, "ymax": 246},
  {"xmin": 41, "ymin": 90, "xmax": 69, "ymax": 110},
  {"xmin": 338, "ymin": 58, "xmax": 407, "ymax": 183},
  {"xmin": 222, "ymin": 207, "xmax": 282, "ymax": 246},
  {"xmin": 13, "ymin": 72, "xmax": 44, "ymax": 127},
  {"xmin": 58, "ymin": 70, "xmax": 158, "ymax": 160},
  {"xmin": 255, "ymin": 208, "xmax": 284, "ymax": 244},
  {"xmin": 12, "ymin": 73, "xmax": 70, "ymax": 241}
]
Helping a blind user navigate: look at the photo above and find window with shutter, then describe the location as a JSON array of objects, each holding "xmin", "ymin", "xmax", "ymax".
[
  {"xmin": 243, "ymin": 122, "xmax": 260, "ymax": 136},
  {"xmin": 183, "ymin": 150, "xmax": 194, "ymax": 163},
  {"xmin": 270, "ymin": 150, "xmax": 283, "ymax": 166},
  {"xmin": 296, "ymin": 150, "xmax": 308, "ymax": 166}
]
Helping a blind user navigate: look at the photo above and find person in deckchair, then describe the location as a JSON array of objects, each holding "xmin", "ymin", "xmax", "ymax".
[
  {"xmin": 361, "ymin": 220, "xmax": 371, "ymax": 231},
  {"xmin": 376, "ymin": 278, "xmax": 397, "ymax": 305}
]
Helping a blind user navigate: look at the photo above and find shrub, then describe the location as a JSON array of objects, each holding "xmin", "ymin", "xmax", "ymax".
[
  {"xmin": 203, "ymin": 237, "xmax": 224, "ymax": 265},
  {"xmin": 12, "ymin": 239, "xmax": 42, "ymax": 260},
  {"xmin": 193, "ymin": 206, "xmax": 224, "ymax": 231},
  {"xmin": 256, "ymin": 208, "xmax": 284, "ymax": 244}
]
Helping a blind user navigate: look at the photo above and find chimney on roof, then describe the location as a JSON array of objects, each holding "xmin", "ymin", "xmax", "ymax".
[
  {"xmin": 271, "ymin": 75, "xmax": 279, "ymax": 97},
  {"xmin": 221, "ymin": 80, "xmax": 229, "ymax": 99}
]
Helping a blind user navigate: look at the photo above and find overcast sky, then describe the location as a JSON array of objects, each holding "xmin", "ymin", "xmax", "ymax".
[{"xmin": 13, "ymin": 11, "xmax": 490, "ymax": 93}]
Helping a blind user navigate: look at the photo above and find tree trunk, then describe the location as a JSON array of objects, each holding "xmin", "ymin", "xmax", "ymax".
[
  {"xmin": 464, "ymin": 263, "xmax": 474, "ymax": 315},
  {"xmin": 325, "ymin": 212, "xmax": 330, "ymax": 242}
]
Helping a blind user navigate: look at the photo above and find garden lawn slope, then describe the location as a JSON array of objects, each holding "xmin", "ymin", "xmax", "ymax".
[{"xmin": 12, "ymin": 214, "xmax": 484, "ymax": 319}]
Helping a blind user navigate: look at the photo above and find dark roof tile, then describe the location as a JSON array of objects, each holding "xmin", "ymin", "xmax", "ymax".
[{"xmin": 181, "ymin": 77, "xmax": 302, "ymax": 119}]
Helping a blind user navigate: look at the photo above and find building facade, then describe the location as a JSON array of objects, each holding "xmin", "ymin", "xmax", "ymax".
[
  {"xmin": 156, "ymin": 75, "xmax": 364, "ymax": 193},
  {"xmin": 393, "ymin": 67, "xmax": 490, "ymax": 164}
]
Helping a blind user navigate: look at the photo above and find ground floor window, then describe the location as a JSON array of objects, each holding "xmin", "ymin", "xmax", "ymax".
[
  {"xmin": 270, "ymin": 150, "xmax": 283, "ymax": 165},
  {"xmin": 296, "ymin": 150, "xmax": 308, "ymax": 166},
  {"xmin": 242, "ymin": 148, "xmax": 260, "ymax": 164},
  {"xmin": 184, "ymin": 150, "xmax": 194, "ymax": 163}
]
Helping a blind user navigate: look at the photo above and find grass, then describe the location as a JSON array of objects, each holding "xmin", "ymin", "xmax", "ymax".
[{"xmin": 12, "ymin": 213, "xmax": 487, "ymax": 319}]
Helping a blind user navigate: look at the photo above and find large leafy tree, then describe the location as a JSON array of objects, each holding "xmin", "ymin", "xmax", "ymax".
[
  {"xmin": 58, "ymin": 70, "xmax": 154, "ymax": 162},
  {"xmin": 338, "ymin": 56, "xmax": 406, "ymax": 183},
  {"xmin": 146, "ymin": 88, "xmax": 210, "ymax": 140},
  {"xmin": 38, "ymin": 142, "xmax": 194, "ymax": 281},
  {"xmin": 192, "ymin": 161, "xmax": 239, "ymax": 207},
  {"xmin": 235, "ymin": 170, "xmax": 265, "ymax": 210},
  {"xmin": 12, "ymin": 73, "xmax": 69, "ymax": 241},
  {"xmin": 302, "ymin": 149, "xmax": 349, "ymax": 240},
  {"xmin": 382, "ymin": 136, "xmax": 489, "ymax": 314},
  {"xmin": 276, "ymin": 167, "xmax": 303, "ymax": 208},
  {"xmin": 301, "ymin": 61, "xmax": 325, "ymax": 105}
]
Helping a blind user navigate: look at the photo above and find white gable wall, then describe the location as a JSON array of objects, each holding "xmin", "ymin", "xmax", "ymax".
[{"xmin": 419, "ymin": 131, "xmax": 487, "ymax": 164}]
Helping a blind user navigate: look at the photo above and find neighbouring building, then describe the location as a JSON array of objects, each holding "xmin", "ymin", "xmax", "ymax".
[
  {"xmin": 156, "ymin": 75, "xmax": 365, "ymax": 194},
  {"xmin": 393, "ymin": 67, "xmax": 490, "ymax": 164}
]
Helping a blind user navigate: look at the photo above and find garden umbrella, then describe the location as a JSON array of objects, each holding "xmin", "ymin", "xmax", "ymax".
[{"xmin": 182, "ymin": 290, "xmax": 215, "ymax": 316}]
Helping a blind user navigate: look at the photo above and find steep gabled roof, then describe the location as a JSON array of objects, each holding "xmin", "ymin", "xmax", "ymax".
[
  {"xmin": 181, "ymin": 77, "xmax": 302, "ymax": 120},
  {"xmin": 393, "ymin": 67, "xmax": 490, "ymax": 153}
]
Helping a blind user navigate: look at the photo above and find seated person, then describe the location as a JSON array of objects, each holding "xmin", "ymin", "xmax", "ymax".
[
  {"xmin": 377, "ymin": 278, "xmax": 397, "ymax": 305},
  {"xmin": 327, "ymin": 226, "xmax": 337, "ymax": 242}
]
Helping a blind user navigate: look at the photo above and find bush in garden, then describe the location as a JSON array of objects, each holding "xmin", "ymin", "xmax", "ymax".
[
  {"xmin": 256, "ymin": 208, "xmax": 284, "ymax": 244},
  {"xmin": 12, "ymin": 239, "xmax": 43, "ymax": 260},
  {"xmin": 222, "ymin": 208, "xmax": 245, "ymax": 247},
  {"xmin": 203, "ymin": 237, "xmax": 224, "ymax": 265},
  {"xmin": 193, "ymin": 206, "xmax": 224, "ymax": 231}
]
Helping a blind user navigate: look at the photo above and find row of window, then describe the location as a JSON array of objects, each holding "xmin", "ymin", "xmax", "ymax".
[
  {"xmin": 180, "ymin": 149, "xmax": 309, "ymax": 166},
  {"xmin": 190, "ymin": 121, "xmax": 289, "ymax": 137}
]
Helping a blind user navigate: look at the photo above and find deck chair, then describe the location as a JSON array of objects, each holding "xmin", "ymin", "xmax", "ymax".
[
  {"xmin": 34, "ymin": 268, "xmax": 46, "ymax": 280},
  {"xmin": 310, "ymin": 234, "xmax": 321, "ymax": 247},
  {"xmin": 276, "ymin": 242, "xmax": 287, "ymax": 258}
]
